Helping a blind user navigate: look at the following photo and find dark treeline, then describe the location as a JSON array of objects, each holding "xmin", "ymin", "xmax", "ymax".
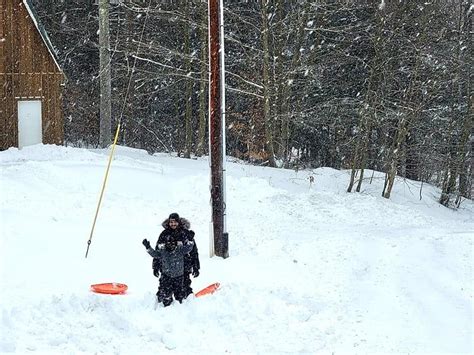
[{"xmin": 32, "ymin": 0, "xmax": 472, "ymax": 207}]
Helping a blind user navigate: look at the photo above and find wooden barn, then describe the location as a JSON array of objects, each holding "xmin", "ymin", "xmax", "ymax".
[{"xmin": 0, "ymin": 0, "xmax": 64, "ymax": 150}]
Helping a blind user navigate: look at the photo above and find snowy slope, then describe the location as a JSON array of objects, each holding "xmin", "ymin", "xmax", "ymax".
[{"xmin": 0, "ymin": 144, "xmax": 472, "ymax": 354}]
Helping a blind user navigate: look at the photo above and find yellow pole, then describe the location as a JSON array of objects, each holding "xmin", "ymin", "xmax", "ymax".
[{"xmin": 85, "ymin": 123, "xmax": 121, "ymax": 258}]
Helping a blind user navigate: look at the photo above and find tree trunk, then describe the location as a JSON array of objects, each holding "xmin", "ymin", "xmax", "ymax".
[
  {"xmin": 196, "ymin": 3, "xmax": 208, "ymax": 157},
  {"xmin": 99, "ymin": 0, "xmax": 111, "ymax": 148},
  {"xmin": 355, "ymin": 117, "xmax": 373, "ymax": 192},
  {"xmin": 277, "ymin": 3, "xmax": 310, "ymax": 166},
  {"xmin": 347, "ymin": 6, "xmax": 383, "ymax": 192},
  {"xmin": 347, "ymin": 166, "xmax": 359, "ymax": 193},
  {"xmin": 440, "ymin": 0, "xmax": 472, "ymax": 207},
  {"xmin": 455, "ymin": 0, "xmax": 473, "ymax": 205},
  {"xmin": 184, "ymin": 3, "xmax": 193, "ymax": 159},
  {"xmin": 261, "ymin": 0, "xmax": 276, "ymax": 167},
  {"xmin": 382, "ymin": 125, "xmax": 402, "ymax": 199}
]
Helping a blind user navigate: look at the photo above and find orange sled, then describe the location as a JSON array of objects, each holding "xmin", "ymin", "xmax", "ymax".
[
  {"xmin": 195, "ymin": 282, "xmax": 220, "ymax": 298},
  {"xmin": 91, "ymin": 283, "xmax": 128, "ymax": 295}
]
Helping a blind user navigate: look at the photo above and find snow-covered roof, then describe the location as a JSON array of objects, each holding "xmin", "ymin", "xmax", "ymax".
[{"xmin": 22, "ymin": 0, "xmax": 62, "ymax": 72}]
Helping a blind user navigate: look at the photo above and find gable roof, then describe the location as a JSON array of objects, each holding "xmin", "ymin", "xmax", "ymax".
[{"xmin": 22, "ymin": 0, "xmax": 62, "ymax": 72}]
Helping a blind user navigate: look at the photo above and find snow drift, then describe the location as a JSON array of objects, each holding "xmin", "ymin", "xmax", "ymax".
[{"xmin": 0, "ymin": 144, "xmax": 472, "ymax": 354}]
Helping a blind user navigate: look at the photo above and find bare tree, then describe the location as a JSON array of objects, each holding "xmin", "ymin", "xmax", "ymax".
[
  {"xmin": 99, "ymin": 0, "xmax": 112, "ymax": 147},
  {"xmin": 184, "ymin": 2, "xmax": 194, "ymax": 159},
  {"xmin": 261, "ymin": 0, "xmax": 277, "ymax": 167},
  {"xmin": 440, "ymin": 0, "xmax": 473, "ymax": 207},
  {"xmin": 196, "ymin": 1, "xmax": 208, "ymax": 157},
  {"xmin": 348, "ymin": 3, "xmax": 385, "ymax": 193}
]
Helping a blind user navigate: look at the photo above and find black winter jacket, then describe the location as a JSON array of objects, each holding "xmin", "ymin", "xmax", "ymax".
[
  {"xmin": 152, "ymin": 217, "xmax": 200, "ymax": 274},
  {"xmin": 146, "ymin": 241, "xmax": 194, "ymax": 278}
]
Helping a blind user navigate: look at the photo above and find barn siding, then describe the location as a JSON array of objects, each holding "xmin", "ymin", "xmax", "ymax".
[{"xmin": 0, "ymin": 0, "xmax": 64, "ymax": 150}]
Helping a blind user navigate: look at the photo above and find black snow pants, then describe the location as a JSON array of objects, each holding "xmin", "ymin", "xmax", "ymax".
[
  {"xmin": 183, "ymin": 272, "xmax": 193, "ymax": 298},
  {"xmin": 157, "ymin": 274, "xmax": 185, "ymax": 307}
]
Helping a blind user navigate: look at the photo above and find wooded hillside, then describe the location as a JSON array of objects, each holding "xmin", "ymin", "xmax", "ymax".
[{"xmin": 31, "ymin": 0, "xmax": 472, "ymax": 207}]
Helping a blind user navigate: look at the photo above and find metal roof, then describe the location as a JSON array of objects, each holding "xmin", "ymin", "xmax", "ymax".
[{"xmin": 22, "ymin": 0, "xmax": 62, "ymax": 72}]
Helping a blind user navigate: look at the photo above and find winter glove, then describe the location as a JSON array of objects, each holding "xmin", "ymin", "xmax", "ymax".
[
  {"xmin": 142, "ymin": 239, "xmax": 151, "ymax": 249},
  {"xmin": 192, "ymin": 269, "xmax": 200, "ymax": 278}
]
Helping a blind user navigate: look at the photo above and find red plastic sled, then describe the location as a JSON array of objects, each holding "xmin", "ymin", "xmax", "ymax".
[
  {"xmin": 195, "ymin": 282, "xmax": 220, "ymax": 298},
  {"xmin": 91, "ymin": 283, "xmax": 128, "ymax": 295}
]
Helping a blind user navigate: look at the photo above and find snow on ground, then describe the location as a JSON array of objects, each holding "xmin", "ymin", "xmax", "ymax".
[{"xmin": 0, "ymin": 144, "xmax": 472, "ymax": 354}]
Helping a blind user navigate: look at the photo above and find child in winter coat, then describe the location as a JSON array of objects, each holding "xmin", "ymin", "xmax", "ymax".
[{"xmin": 142, "ymin": 235, "xmax": 194, "ymax": 307}]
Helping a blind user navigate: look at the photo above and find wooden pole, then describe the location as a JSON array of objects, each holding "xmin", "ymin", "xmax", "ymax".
[{"xmin": 209, "ymin": 0, "xmax": 228, "ymax": 258}]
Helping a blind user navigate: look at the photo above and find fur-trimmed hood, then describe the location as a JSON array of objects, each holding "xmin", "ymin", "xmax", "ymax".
[{"xmin": 161, "ymin": 217, "xmax": 190, "ymax": 230}]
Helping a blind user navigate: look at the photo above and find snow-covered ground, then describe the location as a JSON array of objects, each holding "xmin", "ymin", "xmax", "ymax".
[{"xmin": 0, "ymin": 144, "xmax": 472, "ymax": 354}]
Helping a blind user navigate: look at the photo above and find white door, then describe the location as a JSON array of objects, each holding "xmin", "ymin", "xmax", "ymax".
[{"xmin": 18, "ymin": 100, "xmax": 42, "ymax": 148}]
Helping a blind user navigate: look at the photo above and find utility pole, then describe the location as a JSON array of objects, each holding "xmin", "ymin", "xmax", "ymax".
[
  {"xmin": 99, "ymin": 0, "xmax": 111, "ymax": 147},
  {"xmin": 208, "ymin": 0, "xmax": 228, "ymax": 258}
]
